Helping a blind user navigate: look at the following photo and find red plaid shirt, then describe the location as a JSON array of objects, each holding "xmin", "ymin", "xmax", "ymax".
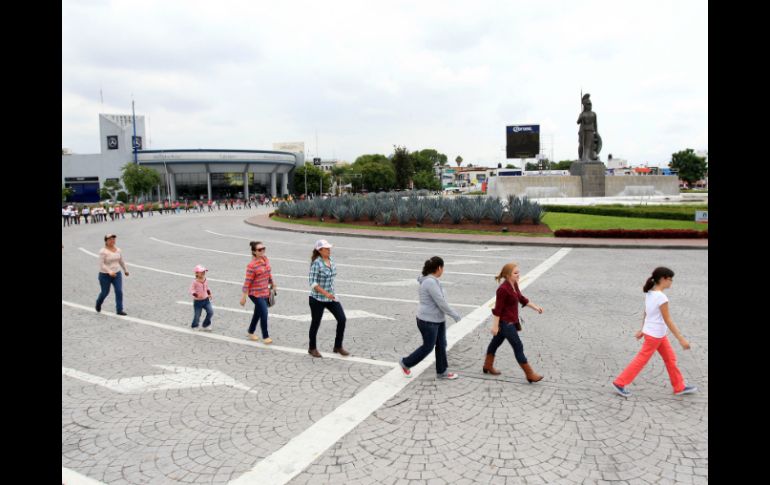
[{"xmin": 242, "ymin": 257, "xmax": 272, "ymax": 298}]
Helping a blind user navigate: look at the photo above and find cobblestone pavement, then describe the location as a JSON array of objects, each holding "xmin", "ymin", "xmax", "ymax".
[{"xmin": 62, "ymin": 207, "xmax": 707, "ymax": 484}]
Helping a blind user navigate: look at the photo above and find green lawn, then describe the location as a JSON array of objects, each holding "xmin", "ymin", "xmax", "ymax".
[{"xmin": 542, "ymin": 212, "xmax": 708, "ymax": 231}]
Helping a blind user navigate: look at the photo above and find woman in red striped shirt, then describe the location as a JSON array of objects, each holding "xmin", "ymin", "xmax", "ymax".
[{"xmin": 240, "ymin": 241, "xmax": 277, "ymax": 343}]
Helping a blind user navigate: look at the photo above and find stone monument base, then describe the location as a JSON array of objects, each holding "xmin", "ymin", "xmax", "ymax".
[{"xmin": 570, "ymin": 161, "xmax": 606, "ymax": 197}]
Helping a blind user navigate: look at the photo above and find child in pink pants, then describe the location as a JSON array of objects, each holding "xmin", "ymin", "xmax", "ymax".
[{"xmin": 612, "ymin": 267, "xmax": 698, "ymax": 397}]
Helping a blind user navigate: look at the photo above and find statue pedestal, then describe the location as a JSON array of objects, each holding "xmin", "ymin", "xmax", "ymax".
[{"xmin": 570, "ymin": 161, "xmax": 606, "ymax": 197}]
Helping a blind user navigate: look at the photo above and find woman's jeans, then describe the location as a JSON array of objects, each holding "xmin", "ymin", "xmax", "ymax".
[
  {"xmin": 248, "ymin": 295, "xmax": 269, "ymax": 338},
  {"xmin": 486, "ymin": 321, "xmax": 527, "ymax": 364},
  {"xmin": 191, "ymin": 299, "xmax": 213, "ymax": 328},
  {"xmin": 308, "ymin": 296, "xmax": 346, "ymax": 350},
  {"xmin": 96, "ymin": 271, "xmax": 123, "ymax": 313},
  {"xmin": 402, "ymin": 318, "xmax": 448, "ymax": 375}
]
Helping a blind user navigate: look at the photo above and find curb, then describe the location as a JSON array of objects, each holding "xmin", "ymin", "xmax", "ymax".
[{"xmin": 244, "ymin": 215, "xmax": 708, "ymax": 250}]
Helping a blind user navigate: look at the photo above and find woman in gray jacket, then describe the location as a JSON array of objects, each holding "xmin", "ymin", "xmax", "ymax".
[{"xmin": 399, "ymin": 257, "xmax": 461, "ymax": 380}]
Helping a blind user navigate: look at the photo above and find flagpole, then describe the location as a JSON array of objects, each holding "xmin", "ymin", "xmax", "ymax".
[{"xmin": 132, "ymin": 99, "xmax": 138, "ymax": 164}]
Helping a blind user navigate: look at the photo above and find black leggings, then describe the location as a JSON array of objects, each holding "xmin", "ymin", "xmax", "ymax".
[{"xmin": 308, "ymin": 296, "xmax": 346, "ymax": 350}]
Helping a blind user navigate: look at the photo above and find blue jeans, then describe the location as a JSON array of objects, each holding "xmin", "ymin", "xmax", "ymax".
[
  {"xmin": 191, "ymin": 299, "xmax": 213, "ymax": 328},
  {"xmin": 402, "ymin": 318, "xmax": 448, "ymax": 375},
  {"xmin": 96, "ymin": 272, "xmax": 123, "ymax": 313},
  {"xmin": 486, "ymin": 321, "xmax": 527, "ymax": 364},
  {"xmin": 308, "ymin": 296, "xmax": 346, "ymax": 350},
  {"xmin": 248, "ymin": 295, "xmax": 269, "ymax": 338}
]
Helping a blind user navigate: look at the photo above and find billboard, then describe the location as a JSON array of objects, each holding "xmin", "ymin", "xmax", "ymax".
[
  {"xmin": 273, "ymin": 142, "xmax": 305, "ymax": 154},
  {"xmin": 506, "ymin": 125, "xmax": 540, "ymax": 158}
]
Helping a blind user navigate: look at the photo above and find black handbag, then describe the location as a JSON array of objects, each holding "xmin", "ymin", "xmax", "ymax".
[{"xmin": 515, "ymin": 315, "xmax": 524, "ymax": 331}]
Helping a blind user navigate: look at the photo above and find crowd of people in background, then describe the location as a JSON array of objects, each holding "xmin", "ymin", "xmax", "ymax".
[{"xmin": 62, "ymin": 195, "xmax": 290, "ymax": 227}]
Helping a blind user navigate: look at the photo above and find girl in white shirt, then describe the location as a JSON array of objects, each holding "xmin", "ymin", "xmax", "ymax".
[{"xmin": 612, "ymin": 267, "xmax": 698, "ymax": 397}]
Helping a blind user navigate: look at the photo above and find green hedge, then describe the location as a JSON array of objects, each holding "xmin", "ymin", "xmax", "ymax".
[{"xmin": 543, "ymin": 204, "xmax": 707, "ymax": 221}]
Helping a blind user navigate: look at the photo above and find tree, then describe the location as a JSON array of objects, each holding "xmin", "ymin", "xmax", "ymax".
[
  {"xmin": 455, "ymin": 156, "xmax": 463, "ymax": 167},
  {"xmin": 294, "ymin": 164, "xmax": 332, "ymax": 195},
  {"xmin": 100, "ymin": 179, "xmax": 123, "ymax": 200},
  {"xmin": 669, "ymin": 149, "xmax": 707, "ymax": 187},
  {"xmin": 554, "ymin": 160, "xmax": 575, "ymax": 171},
  {"xmin": 413, "ymin": 149, "xmax": 448, "ymax": 172},
  {"xmin": 361, "ymin": 162, "xmax": 396, "ymax": 191},
  {"xmin": 392, "ymin": 145, "xmax": 414, "ymax": 189},
  {"xmin": 412, "ymin": 171, "xmax": 441, "ymax": 191},
  {"xmin": 505, "ymin": 164, "xmax": 517, "ymax": 169},
  {"xmin": 353, "ymin": 154, "xmax": 391, "ymax": 166},
  {"xmin": 62, "ymin": 185, "xmax": 74, "ymax": 202},
  {"xmin": 525, "ymin": 162, "xmax": 539, "ymax": 171},
  {"xmin": 121, "ymin": 163, "xmax": 162, "ymax": 201}
]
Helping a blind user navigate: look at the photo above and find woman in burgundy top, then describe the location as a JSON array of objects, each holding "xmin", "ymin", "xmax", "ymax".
[{"xmin": 483, "ymin": 262, "xmax": 544, "ymax": 382}]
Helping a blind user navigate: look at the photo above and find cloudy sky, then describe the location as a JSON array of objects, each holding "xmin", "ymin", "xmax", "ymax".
[{"xmin": 62, "ymin": 0, "xmax": 707, "ymax": 167}]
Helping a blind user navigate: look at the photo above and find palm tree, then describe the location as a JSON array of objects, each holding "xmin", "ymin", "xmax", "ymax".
[{"xmin": 455, "ymin": 156, "xmax": 463, "ymax": 168}]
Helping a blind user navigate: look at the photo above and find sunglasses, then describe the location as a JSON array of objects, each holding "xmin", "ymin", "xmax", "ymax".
[{"xmin": 256, "ymin": 247, "xmax": 266, "ymax": 251}]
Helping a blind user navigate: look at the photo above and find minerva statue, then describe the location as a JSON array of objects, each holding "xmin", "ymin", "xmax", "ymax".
[{"xmin": 577, "ymin": 93, "xmax": 602, "ymax": 162}]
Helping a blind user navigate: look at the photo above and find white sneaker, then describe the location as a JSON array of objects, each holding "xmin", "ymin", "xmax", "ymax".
[
  {"xmin": 438, "ymin": 372, "xmax": 459, "ymax": 380},
  {"xmin": 202, "ymin": 327, "xmax": 212, "ymax": 332}
]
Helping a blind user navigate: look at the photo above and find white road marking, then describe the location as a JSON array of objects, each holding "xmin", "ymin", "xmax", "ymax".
[
  {"xmin": 62, "ymin": 300, "xmax": 396, "ymax": 368},
  {"xmin": 77, "ymin": 248, "xmax": 478, "ymax": 308},
  {"xmin": 205, "ymin": 229, "xmax": 539, "ymax": 261},
  {"xmin": 228, "ymin": 247, "xmax": 573, "ymax": 485},
  {"xmin": 150, "ymin": 237, "xmax": 493, "ymax": 276},
  {"xmin": 176, "ymin": 301, "xmax": 396, "ymax": 321},
  {"xmin": 62, "ymin": 364, "xmax": 257, "ymax": 394},
  {"xmin": 62, "ymin": 467, "xmax": 107, "ymax": 485}
]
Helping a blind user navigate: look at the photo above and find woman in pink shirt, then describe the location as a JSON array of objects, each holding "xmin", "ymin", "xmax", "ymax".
[{"xmin": 95, "ymin": 234, "xmax": 130, "ymax": 315}]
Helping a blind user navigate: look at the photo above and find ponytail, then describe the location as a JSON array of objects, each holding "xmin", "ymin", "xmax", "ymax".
[
  {"xmin": 495, "ymin": 262, "xmax": 518, "ymax": 283},
  {"xmin": 311, "ymin": 249, "xmax": 322, "ymax": 262},
  {"xmin": 422, "ymin": 256, "xmax": 444, "ymax": 276},
  {"xmin": 643, "ymin": 266, "xmax": 675, "ymax": 292}
]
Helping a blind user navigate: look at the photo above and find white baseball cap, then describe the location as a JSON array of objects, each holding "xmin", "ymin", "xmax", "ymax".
[{"xmin": 314, "ymin": 239, "xmax": 333, "ymax": 250}]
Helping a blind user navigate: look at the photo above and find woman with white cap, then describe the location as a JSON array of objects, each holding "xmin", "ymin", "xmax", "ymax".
[
  {"xmin": 189, "ymin": 264, "xmax": 214, "ymax": 331},
  {"xmin": 307, "ymin": 239, "xmax": 348, "ymax": 358},
  {"xmin": 95, "ymin": 234, "xmax": 129, "ymax": 315},
  {"xmin": 240, "ymin": 241, "xmax": 276, "ymax": 343}
]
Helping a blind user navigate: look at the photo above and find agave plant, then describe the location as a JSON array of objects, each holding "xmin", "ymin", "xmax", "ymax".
[
  {"xmin": 486, "ymin": 197, "xmax": 505, "ymax": 224},
  {"xmin": 429, "ymin": 207, "xmax": 446, "ymax": 224},
  {"xmin": 395, "ymin": 202, "xmax": 411, "ymax": 224},
  {"xmin": 527, "ymin": 200, "xmax": 546, "ymax": 224},
  {"xmin": 466, "ymin": 197, "xmax": 486, "ymax": 223},
  {"xmin": 379, "ymin": 210, "xmax": 394, "ymax": 225},
  {"xmin": 348, "ymin": 199, "xmax": 364, "ymax": 221},
  {"xmin": 365, "ymin": 198, "xmax": 380, "ymax": 221},
  {"xmin": 333, "ymin": 204, "xmax": 349, "ymax": 222},
  {"xmin": 508, "ymin": 195, "xmax": 525, "ymax": 224},
  {"xmin": 412, "ymin": 200, "xmax": 429, "ymax": 225},
  {"xmin": 447, "ymin": 199, "xmax": 464, "ymax": 224}
]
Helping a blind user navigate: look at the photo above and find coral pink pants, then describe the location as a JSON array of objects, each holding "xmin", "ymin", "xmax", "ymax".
[{"xmin": 614, "ymin": 334, "xmax": 685, "ymax": 393}]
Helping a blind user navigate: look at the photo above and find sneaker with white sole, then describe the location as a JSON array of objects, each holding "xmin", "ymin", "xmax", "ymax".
[
  {"xmin": 248, "ymin": 334, "xmax": 259, "ymax": 341},
  {"xmin": 262, "ymin": 337, "xmax": 273, "ymax": 344},
  {"xmin": 437, "ymin": 372, "xmax": 458, "ymax": 380},
  {"xmin": 674, "ymin": 385, "xmax": 698, "ymax": 396},
  {"xmin": 612, "ymin": 383, "xmax": 631, "ymax": 397},
  {"xmin": 399, "ymin": 358, "xmax": 411, "ymax": 378},
  {"xmin": 202, "ymin": 327, "xmax": 212, "ymax": 332}
]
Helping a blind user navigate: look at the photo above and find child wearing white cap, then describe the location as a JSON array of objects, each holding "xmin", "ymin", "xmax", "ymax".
[{"xmin": 190, "ymin": 265, "xmax": 214, "ymax": 331}]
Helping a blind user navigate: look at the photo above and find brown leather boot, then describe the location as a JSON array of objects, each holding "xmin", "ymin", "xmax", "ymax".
[
  {"xmin": 519, "ymin": 363, "xmax": 543, "ymax": 383},
  {"xmin": 483, "ymin": 354, "xmax": 501, "ymax": 375}
]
